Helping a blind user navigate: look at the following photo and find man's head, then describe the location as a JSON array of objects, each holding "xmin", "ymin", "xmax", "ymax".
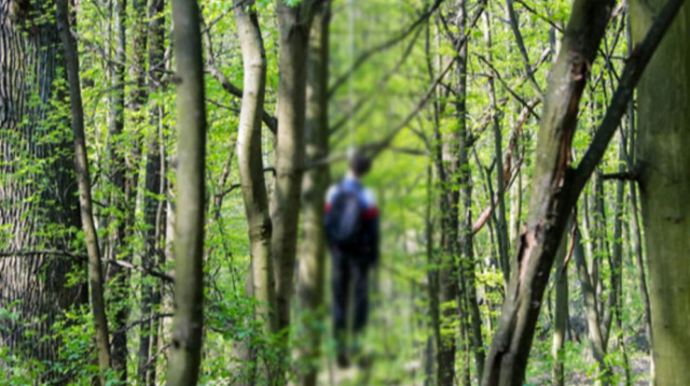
[{"xmin": 349, "ymin": 151, "xmax": 372, "ymax": 178}]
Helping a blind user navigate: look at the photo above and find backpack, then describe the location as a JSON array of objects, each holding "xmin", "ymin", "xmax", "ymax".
[{"xmin": 325, "ymin": 183, "xmax": 364, "ymax": 249}]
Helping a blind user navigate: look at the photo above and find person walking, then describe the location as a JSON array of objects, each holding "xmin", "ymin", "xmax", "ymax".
[{"xmin": 324, "ymin": 152, "xmax": 380, "ymax": 368}]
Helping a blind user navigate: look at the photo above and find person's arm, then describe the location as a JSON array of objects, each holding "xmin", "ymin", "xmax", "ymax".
[
  {"xmin": 324, "ymin": 185, "xmax": 336, "ymax": 245},
  {"xmin": 362, "ymin": 189, "xmax": 380, "ymax": 265}
]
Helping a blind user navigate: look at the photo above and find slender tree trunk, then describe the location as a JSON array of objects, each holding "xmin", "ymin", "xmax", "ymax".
[
  {"xmin": 552, "ymin": 230, "xmax": 567, "ymax": 386},
  {"xmin": 233, "ymin": 0, "xmax": 278, "ymax": 383},
  {"xmin": 484, "ymin": 12, "xmax": 511, "ymax": 288},
  {"xmin": 166, "ymin": 0, "xmax": 207, "ymax": 383},
  {"xmin": 458, "ymin": 1, "xmax": 484, "ymax": 380},
  {"xmin": 106, "ymin": 0, "xmax": 130, "ymax": 379},
  {"xmin": 573, "ymin": 219, "xmax": 611, "ymax": 386},
  {"xmin": 138, "ymin": 0, "xmax": 166, "ymax": 383},
  {"xmin": 57, "ymin": 0, "xmax": 112, "ymax": 382},
  {"xmin": 631, "ymin": 1, "xmax": 690, "ymax": 385},
  {"xmin": 593, "ymin": 175, "xmax": 614, "ymax": 343},
  {"xmin": 0, "ymin": 0, "xmax": 86, "ymax": 379},
  {"xmin": 612, "ymin": 131, "xmax": 632, "ymax": 386},
  {"xmin": 425, "ymin": 161, "xmax": 440, "ymax": 386},
  {"xmin": 432, "ymin": 78, "xmax": 459, "ymax": 386},
  {"xmin": 298, "ymin": 2, "xmax": 331, "ymax": 385}
]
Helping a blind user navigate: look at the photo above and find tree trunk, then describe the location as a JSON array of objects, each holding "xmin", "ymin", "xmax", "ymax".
[
  {"xmin": 166, "ymin": 0, "xmax": 207, "ymax": 383},
  {"xmin": 612, "ymin": 132, "xmax": 632, "ymax": 386},
  {"xmin": 0, "ymin": 0, "xmax": 86, "ymax": 378},
  {"xmin": 480, "ymin": 1, "xmax": 616, "ymax": 384},
  {"xmin": 107, "ymin": 0, "xmax": 129, "ymax": 379},
  {"xmin": 138, "ymin": 0, "xmax": 166, "ymax": 383},
  {"xmin": 484, "ymin": 12, "xmax": 511, "ymax": 288},
  {"xmin": 625, "ymin": 6, "xmax": 654, "ymax": 378},
  {"xmin": 233, "ymin": 0, "xmax": 278, "ymax": 382},
  {"xmin": 573, "ymin": 220, "xmax": 611, "ymax": 386},
  {"xmin": 272, "ymin": 0, "xmax": 315, "ymax": 351},
  {"xmin": 631, "ymin": 1, "xmax": 690, "ymax": 385},
  {"xmin": 298, "ymin": 1, "xmax": 331, "ymax": 385},
  {"xmin": 552, "ymin": 230, "xmax": 568, "ymax": 386},
  {"xmin": 459, "ymin": 1, "xmax": 484, "ymax": 380},
  {"xmin": 56, "ymin": 0, "xmax": 113, "ymax": 381}
]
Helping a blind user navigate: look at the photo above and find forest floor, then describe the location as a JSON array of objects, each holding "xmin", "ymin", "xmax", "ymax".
[{"xmin": 311, "ymin": 352, "xmax": 651, "ymax": 386}]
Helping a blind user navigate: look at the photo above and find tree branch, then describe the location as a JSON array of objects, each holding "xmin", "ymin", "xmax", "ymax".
[{"xmin": 504, "ymin": 0, "xmax": 543, "ymax": 95}]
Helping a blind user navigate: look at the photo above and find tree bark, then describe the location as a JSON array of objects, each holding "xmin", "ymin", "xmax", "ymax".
[
  {"xmin": 298, "ymin": 1, "xmax": 331, "ymax": 385},
  {"xmin": 0, "ymin": 0, "xmax": 86, "ymax": 378},
  {"xmin": 272, "ymin": 0, "xmax": 316, "ymax": 348},
  {"xmin": 166, "ymin": 0, "xmax": 207, "ymax": 383},
  {"xmin": 233, "ymin": 0, "xmax": 278, "ymax": 383},
  {"xmin": 56, "ymin": 0, "xmax": 113, "ymax": 382},
  {"xmin": 631, "ymin": 1, "xmax": 690, "ymax": 385}
]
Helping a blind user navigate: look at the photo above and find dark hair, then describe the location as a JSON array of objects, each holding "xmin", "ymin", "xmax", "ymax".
[{"xmin": 349, "ymin": 152, "xmax": 372, "ymax": 177}]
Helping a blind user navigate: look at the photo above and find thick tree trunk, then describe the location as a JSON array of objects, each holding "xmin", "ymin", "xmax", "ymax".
[
  {"xmin": 631, "ymin": 1, "xmax": 690, "ymax": 385},
  {"xmin": 480, "ymin": 1, "xmax": 616, "ymax": 384},
  {"xmin": 297, "ymin": 1, "xmax": 331, "ymax": 385},
  {"xmin": 166, "ymin": 0, "xmax": 207, "ymax": 383},
  {"xmin": 272, "ymin": 0, "xmax": 315, "ymax": 349},
  {"xmin": 57, "ymin": 0, "xmax": 113, "ymax": 381},
  {"xmin": 0, "ymin": 0, "xmax": 86, "ymax": 378}
]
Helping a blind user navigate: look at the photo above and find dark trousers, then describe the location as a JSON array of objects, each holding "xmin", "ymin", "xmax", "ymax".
[{"xmin": 331, "ymin": 248, "xmax": 372, "ymax": 340}]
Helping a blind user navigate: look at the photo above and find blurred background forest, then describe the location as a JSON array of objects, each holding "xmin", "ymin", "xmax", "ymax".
[{"xmin": 0, "ymin": 0, "xmax": 688, "ymax": 385}]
